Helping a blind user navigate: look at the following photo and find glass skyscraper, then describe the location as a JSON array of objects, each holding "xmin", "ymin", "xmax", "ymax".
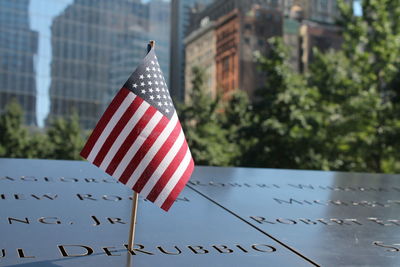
[
  {"xmin": 0, "ymin": 0, "xmax": 170, "ymax": 129},
  {"xmin": 0, "ymin": 0, "xmax": 38, "ymax": 126}
]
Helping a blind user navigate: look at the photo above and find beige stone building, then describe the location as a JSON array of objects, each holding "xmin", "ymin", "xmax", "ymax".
[{"xmin": 184, "ymin": 18, "xmax": 217, "ymax": 102}]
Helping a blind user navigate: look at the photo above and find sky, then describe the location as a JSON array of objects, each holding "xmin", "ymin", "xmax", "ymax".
[{"xmin": 30, "ymin": 0, "xmax": 73, "ymax": 127}]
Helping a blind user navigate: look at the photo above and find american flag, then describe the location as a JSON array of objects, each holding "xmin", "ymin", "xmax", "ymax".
[{"xmin": 80, "ymin": 45, "xmax": 194, "ymax": 211}]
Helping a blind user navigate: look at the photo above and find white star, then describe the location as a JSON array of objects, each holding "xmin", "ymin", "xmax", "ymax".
[
  {"xmin": 132, "ymin": 83, "xmax": 138, "ymax": 88},
  {"xmin": 157, "ymin": 68, "xmax": 161, "ymax": 72},
  {"xmin": 146, "ymin": 67, "xmax": 150, "ymax": 71},
  {"xmin": 161, "ymin": 88, "xmax": 165, "ymax": 92},
  {"xmin": 149, "ymin": 88, "xmax": 153, "ymax": 93},
  {"xmin": 155, "ymin": 87, "xmax": 160, "ymax": 92},
  {"xmin": 153, "ymin": 74, "xmax": 157, "ymax": 78},
  {"xmin": 155, "ymin": 81, "xmax": 159, "ymax": 85},
  {"xmin": 151, "ymin": 60, "xmax": 155, "ymax": 65},
  {"xmin": 158, "ymin": 74, "xmax": 162, "ymax": 78},
  {"xmin": 152, "ymin": 67, "xmax": 156, "ymax": 71},
  {"xmin": 158, "ymin": 102, "xmax": 162, "ymax": 106},
  {"xmin": 150, "ymin": 95, "xmax": 154, "ymax": 100},
  {"xmin": 148, "ymin": 81, "xmax": 152, "ymax": 85},
  {"xmin": 147, "ymin": 74, "xmax": 151, "ymax": 78},
  {"xmin": 169, "ymin": 102, "xmax": 173, "ymax": 106},
  {"xmin": 165, "ymin": 108, "xmax": 170, "ymax": 113},
  {"xmin": 164, "ymin": 101, "xmax": 168, "ymax": 106},
  {"xmin": 163, "ymin": 95, "xmax": 166, "ymax": 99},
  {"xmin": 156, "ymin": 95, "xmax": 161, "ymax": 99},
  {"xmin": 141, "ymin": 82, "xmax": 145, "ymax": 86},
  {"xmin": 160, "ymin": 81, "xmax": 163, "ymax": 85},
  {"xmin": 141, "ymin": 89, "xmax": 146, "ymax": 94},
  {"xmin": 139, "ymin": 75, "xmax": 144, "ymax": 79}
]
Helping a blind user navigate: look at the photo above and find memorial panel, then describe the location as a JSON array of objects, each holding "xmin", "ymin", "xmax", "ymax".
[
  {"xmin": 0, "ymin": 159, "xmax": 313, "ymax": 266},
  {"xmin": 190, "ymin": 166, "xmax": 400, "ymax": 266}
]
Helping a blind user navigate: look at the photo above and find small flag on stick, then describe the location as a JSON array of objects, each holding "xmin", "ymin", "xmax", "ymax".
[{"xmin": 80, "ymin": 41, "xmax": 194, "ymax": 212}]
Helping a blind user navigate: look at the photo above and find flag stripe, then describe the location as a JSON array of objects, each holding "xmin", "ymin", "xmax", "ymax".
[
  {"xmin": 80, "ymin": 88, "xmax": 130, "ymax": 158},
  {"xmin": 154, "ymin": 147, "xmax": 192, "ymax": 207},
  {"xmin": 114, "ymin": 115, "xmax": 169, "ymax": 185},
  {"xmin": 160, "ymin": 157, "xmax": 194, "ymax": 211},
  {"xmin": 133, "ymin": 128, "xmax": 185, "ymax": 193},
  {"xmin": 92, "ymin": 96, "xmax": 143, "ymax": 167},
  {"xmin": 86, "ymin": 92, "xmax": 136, "ymax": 162},
  {"xmin": 113, "ymin": 108, "xmax": 163, "ymax": 180},
  {"xmin": 146, "ymin": 140, "xmax": 189, "ymax": 202},
  {"xmin": 126, "ymin": 119, "xmax": 181, "ymax": 190},
  {"xmin": 103, "ymin": 100, "xmax": 152, "ymax": 175}
]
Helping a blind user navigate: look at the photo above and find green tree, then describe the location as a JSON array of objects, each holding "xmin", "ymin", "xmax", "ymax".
[
  {"xmin": 306, "ymin": 0, "xmax": 400, "ymax": 173},
  {"xmin": 178, "ymin": 66, "xmax": 233, "ymax": 166},
  {"xmin": 250, "ymin": 37, "xmax": 325, "ymax": 169},
  {"xmin": 0, "ymin": 99, "xmax": 30, "ymax": 158},
  {"xmin": 46, "ymin": 113, "xmax": 84, "ymax": 160},
  {"xmin": 220, "ymin": 89, "xmax": 256, "ymax": 166}
]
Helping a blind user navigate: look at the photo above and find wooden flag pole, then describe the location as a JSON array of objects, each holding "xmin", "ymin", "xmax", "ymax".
[
  {"xmin": 128, "ymin": 191, "xmax": 139, "ymax": 251},
  {"xmin": 127, "ymin": 40, "xmax": 155, "ymax": 252}
]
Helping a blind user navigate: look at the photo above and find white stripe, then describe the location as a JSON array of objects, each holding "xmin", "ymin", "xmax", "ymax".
[
  {"xmin": 131, "ymin": 127, "xmax": 185, "ymax": 194},
  {"xmin": 99, "ymin": 101, "xmax": 150, "ymax": 170},
  {"xmin": 87, "ymin": 93, "xmax": 135, "ymax": 162},
  {"xmin": 124, "ymin": 113, "xmax": 179, "ymax": 189},
  {"xmin": 112, "ymin": 110, "xmax": 163, "ymax": 178},
  {"xmin": 154, "ymin": 148, "xmax": 192, "ymax": 207}
]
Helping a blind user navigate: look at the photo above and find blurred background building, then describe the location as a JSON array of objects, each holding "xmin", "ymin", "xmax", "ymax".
[
  {"xmin": 0, "ymin": 0, "xmax": 353, "ymax": 129},
  {"xmin": 183, "ymin": 0, "xmax": 349, "ymax": 101},
  {"xmin": 0, "ymin": 0, "xmax": 38, "ymax": 126}
]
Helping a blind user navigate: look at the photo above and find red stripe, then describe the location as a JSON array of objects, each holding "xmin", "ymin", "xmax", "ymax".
[
  {"xmin": 92, "ymin": 97, "xmax": 143, "ymax": 167},
  {"xmin": 80, "ymin": 88, "xmax": 130, "ymax": 158},
  {"xmin": 161, "ymin": 158, "xmax": 194, "ymax": 211},
  {"xmin": 117, "ymin": 115, "xmax": 170, "ymax": 191},
  {"xmin": 124, "ymin": 121, "xmax": 181, "ymax": 190},
  {"xmin": 146, "ymin": 141, "xmax": 188, "ymax": 202},
  {"xmin": 106, "ymin": 106, "xmax": 157, "ymax": 179}
]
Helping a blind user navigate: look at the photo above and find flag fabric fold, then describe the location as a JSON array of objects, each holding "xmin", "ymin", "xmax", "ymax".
[{"xmin": 80, "ymin": 45, "xmax": 194, "ymax": 211}]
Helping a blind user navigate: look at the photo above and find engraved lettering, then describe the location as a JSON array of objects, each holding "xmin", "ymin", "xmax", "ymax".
[
  {"xmin": 85, "ymin": 178, "xmax": 99, "ymax": 183},
  {"xmin": 212, "ymin": 245, "xmax": 233, "ymax": 253},
  {"xmin": 0, "ymin": 176, "xmax": 14, "ymax": 181},
  {"xmin": 17, "ymin": 248, "xmax": 35, "ymax": 258},
  {"xmin": 251, "ymin": 244, "xmax": 276, "ymax": 253},
  {"xmin": 187, "ymin": 246, "xmax": 209, "ymax": 254},
  {"xmin": 20, "ymin": 176, "xmax": 37, "ymax": 182},
  {"xmin": 368, "ymin": 217, "xmax": 391, "ymax": 226},
  {"xmin": 157, "ymin": 246, "xmax": 182, "ymax": 255},
  {"xmin": 31, "ymin": 194, "xmax": 58, "ymax": 200},
  {"xmin": 299, "ymin": 218, "xmax": 317, "ymax": 225},
  {"xmin": 236, "ymin": 245, "xmax": 248, "ymax": 253},
  {"xmin": 8, "ymin": 217, "xmax": 29, "ymax": 224},
  {"xmin": 288, "ymin": 184, "xmax": 314, "ymax": 190},
  {"xmin": 276, "ymin": 218, "xmax": 297, "ymax": 224},
  {"xmin": 176, "ymin": 197, "xmax": 190, "ymax": 202},
  {"xmin": 44, "ymin": 177, "xmax": 53, "ymax": 182},
  {"xmin": 249, "ymin": 216, "xmax": 275, "ymax": 224},
  {"xmin": 330, "ymin": 219, "xmax": 351, "ymax": 225},
  {"xmin": 124, "ymin": 244, "xmax": 154, "ymax": 255},
  {"xmin": 373, "ymin": 241, "xmax": 400, "ymax": 252},
  {"xmin": 273, "ymin": 198, "xmax": 304, "ymax": 205},
  {"xmin": 14, "ymin": 194, "xmax": 25, "ymax": 200},
  {"xmin": 91, "ymin": 216, "xmax": 101, "ymax": 226},
  {"xmin": 38, "ymin": 217, "xmax": 61, "ymax": 224},
  {"xmin": 77, "ymin": 194, "xmax": 97, "ymax": 201},
  {"xmin": 102, "ymin": 247, "xmax": 121, "ymax": 256},
  {"xmin": 0, "ymin": 194, "xmax": 5, "ymax": 199},
  {"xmin": 107, "ymin": 218, "xmax": 126, "ymax": 224},
  {"xmin": 60, "ymin": 177, "xmax": 79, "ymax": 182},
  {"xmin": 0, "ymin": 249, "xmax": 5, "ymax": 258},
  {"xmin": 103, "ymin": 195, "xmax": 122, "ymax": 201},
  {"xmin": 58, "ymin": 245, "xmax": 94, "ymax": 257}
]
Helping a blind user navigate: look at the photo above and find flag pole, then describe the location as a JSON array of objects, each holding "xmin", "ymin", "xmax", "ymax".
[
  {"xmin": 128, "ymin": 191, "xmax": 139, "ymax": 251},
  {"xmin": 127, "ymin": 40, "xmax": 155, "ymax": 251}
]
